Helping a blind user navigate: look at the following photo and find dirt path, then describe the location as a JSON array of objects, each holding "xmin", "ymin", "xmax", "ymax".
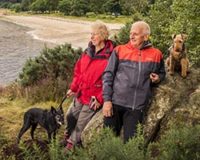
[{"xmin": 1, "ymin": 15, "xmax": 124, "ymax": 48}]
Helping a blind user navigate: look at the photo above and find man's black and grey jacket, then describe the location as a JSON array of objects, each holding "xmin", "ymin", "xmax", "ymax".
[{"xmin": 103, "ymin": 41, "xmax": 166, "ymax": 110}]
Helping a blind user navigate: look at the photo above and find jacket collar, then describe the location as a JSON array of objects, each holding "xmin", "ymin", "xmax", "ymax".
[
  {"xmin": 85, "ymin": 40, "xmax": 115, "ymax": 57},
  {"xmin": 127, "ymin": 40, "xmax": 152, "ymax": 50}
]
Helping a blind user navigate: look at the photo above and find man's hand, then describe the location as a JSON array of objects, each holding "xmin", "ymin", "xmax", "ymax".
[
  {"xmin": 150, "ymin": 73, "xmax": 160, "ymax": 83},
  {"xmin": 103, "ymin": 101, "xmax": 113, "ymax": 117},
  {"xmin": 66, "ymin": 89, "xmax": 75, "ymax": 97}
]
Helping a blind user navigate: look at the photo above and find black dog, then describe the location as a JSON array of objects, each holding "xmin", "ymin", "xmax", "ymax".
[{"xmin": 17, "ymin": 104, "xmax": 64, "ymax": 144}]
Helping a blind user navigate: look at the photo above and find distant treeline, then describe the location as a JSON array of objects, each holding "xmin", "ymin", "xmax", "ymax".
[{"xmin": 0, "ymin": 0, "xmax": 154, "ymax": 16}]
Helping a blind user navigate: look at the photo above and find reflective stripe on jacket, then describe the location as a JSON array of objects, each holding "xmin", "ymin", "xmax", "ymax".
[
  {"xmin": 103, "ymin": 41, "xmax": 166, "ymax": 110},
  {"xmin": 70, "ymin": 40, "xmax": 115, "ymax": 105}
]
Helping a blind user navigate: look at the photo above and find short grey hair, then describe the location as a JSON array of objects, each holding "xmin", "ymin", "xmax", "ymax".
[
  {"xmin": 131, "ymin": 21, "xmax": 151, "ymax": 35},
  {"xmin": 91, "ymin": 20, "xmax": 109, "ymax": 40}
]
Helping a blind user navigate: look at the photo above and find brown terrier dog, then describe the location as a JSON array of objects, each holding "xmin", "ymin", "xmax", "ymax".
[{"xmin": 166, "ymin": 34, "xmax": 189, "ymax": 78}]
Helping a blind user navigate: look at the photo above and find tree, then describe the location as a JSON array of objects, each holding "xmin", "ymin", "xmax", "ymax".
[
  {"xmin": 120, "ymin": 0, "xmax": 149, "ymax": 15},
  {"xmin": 170, "ymin": 0, "xmax": 200, "ymax": 65},
  {"xmin": 45, "ymin": 0, "xmax": 59, "ymax": 12},
  {"xmin": 146, "ymin": 0, "xmax": 200, "ymax": 65},
  {"xmin": 30, "ymin": 0, "xmax": 47, "ymax": 12},
  {"xmin": 20, "ymin": 0, "xmax": 34, "ymax": 11},
  {"xmin": 58, "ymin": 0, "xmax": 72, "ymax": 15},
  {"xmin": 146, "ymin": 0, "xmax": 174, "ymax": 56},
  {"xmin": 88, "ymin": 0, "xmax": 107, "ymax": 14},
  {"xmin": 70, "ymin": 0, "xmax": 89, "ymax": 16},
  {"xmin": 120, "ymin": 0, "xmax": 134, "ymax": 15},
  {"xmin": 103, "ymin": 0, "xmax": 121, "ymax": 16}
]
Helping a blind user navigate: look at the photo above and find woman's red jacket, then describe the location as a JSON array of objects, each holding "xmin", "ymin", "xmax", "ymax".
[{"xmin": 70, "ymin": 40, "xmax": 115, "ymax": 105}]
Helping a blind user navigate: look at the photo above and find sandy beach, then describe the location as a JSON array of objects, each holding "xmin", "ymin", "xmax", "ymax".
[
  {"xmin": 1, "ymin": 14, "xmax": 124, "ymax": 48},
  {"xmin": 0, "ymin": 13, "xmax": 124, "ymax": 85}
]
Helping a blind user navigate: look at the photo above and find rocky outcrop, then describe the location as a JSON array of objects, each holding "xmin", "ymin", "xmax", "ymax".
[
  {"xmin": 80, "ymin": 67, "xmax": 200, "ymax": 145},
  {"xmin": 144, "ymin": 67, "xmax": 200, "ymax": 143}
]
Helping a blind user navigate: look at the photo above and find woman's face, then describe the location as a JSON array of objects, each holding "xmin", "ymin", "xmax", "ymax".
[{"xmin": 90, "ymin": 29, "xmax": 104, "ymax": 47}]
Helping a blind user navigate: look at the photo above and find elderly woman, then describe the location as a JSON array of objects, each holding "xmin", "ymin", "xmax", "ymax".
[{"xmin": 64, "ymin": 21, "xmax": 115, "ymax": 149}]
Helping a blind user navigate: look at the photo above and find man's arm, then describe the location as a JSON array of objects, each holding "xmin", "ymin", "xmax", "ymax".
[
  {"xmin": 158, "ymin": 58, "xmax": 166, "ymax": 82},
  {"xmin": 102, "ymin": 50, "xmax": 119, "ymax": 117},
  {"xmin": 150, "ymin": 55, "xmax": 166, "ymax": 84},
  {"xmin": 103, "ymin": 50, "xmax": 119, "ymax": 102}
]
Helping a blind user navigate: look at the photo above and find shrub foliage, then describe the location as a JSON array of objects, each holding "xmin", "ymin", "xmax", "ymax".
[
  {"xmin": 18, "ymin": 43, "xmax": 82, "ymax": 102},
  {"xmin": 2, "ymin": 124, "xmax": 199, "ymax": 160},
  {"xmin": 115, "ymin": 0, "xmax": 200, "ymax": 66}
]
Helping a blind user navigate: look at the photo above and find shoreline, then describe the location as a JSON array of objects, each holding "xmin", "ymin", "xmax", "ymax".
[
  {"xmin": 0, "ymin": 14, "xmax": 124, "ymax": 49},
  {"xmin": 0, "ymin": 19, "xmax": 56, "ymax": 86},
  {"xmin": 0, "ymin": 14, "xmax": 124, "ymax": 86}
]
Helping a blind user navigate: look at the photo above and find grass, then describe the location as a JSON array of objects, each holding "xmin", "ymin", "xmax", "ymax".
[
  {"xmin": 0, "ymin": 96, "xmax": 71, "ymax": 143},
  {"xmin": 42, "ymin": 12, "xmax": 132, "ymax": 24},
  {"xmin": 0, "ymin": 85, "xmax": 72, "ymax": 159}
]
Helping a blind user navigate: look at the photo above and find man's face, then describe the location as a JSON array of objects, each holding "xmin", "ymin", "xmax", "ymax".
[{"xmin": 129, "ymin": 25, "xmax": 148, "ymax": 49}]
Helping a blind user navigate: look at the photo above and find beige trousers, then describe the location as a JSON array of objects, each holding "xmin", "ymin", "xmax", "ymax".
[{"xmin": 65, "ymin": 99, "xmax": 97, "ymax": 144}]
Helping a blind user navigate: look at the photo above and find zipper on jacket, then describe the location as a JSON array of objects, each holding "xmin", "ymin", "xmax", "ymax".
[{"xmin": 132, "ymin": 50, "xmax": 142, "ymax": 110}]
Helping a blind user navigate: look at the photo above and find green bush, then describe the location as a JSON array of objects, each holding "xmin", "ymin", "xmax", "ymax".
[
  {"xmin": 1, "ymin": 124, "xmax": 199, "ymax": 159},
  {"xmin": 0, "ymin": 2, "xmax": 12, "ymax": 9},
  {"xmin": 115, "ymin": 0, "xmax": 200, "ymax": 65},
  {"xmin": 150, "ymin": 124, "xmax": 200, "ymax": 160},
  {"xmin": 71, "ymin": 125, "xmax": 200, "ymax": 160},
  {"xmin": 58, "ymin": 0, "xmax": 72, "ymax": 15},
  {"xmin": 146, "ymin": 0, "xmax": 200, "ymax": 64},
  {"xmin": 86, "ymin": 12, "xmax": 96, "ymax": 18},
  {"xmin": 12, "ymin": 3, "xmax": 22, "ymax": 12},
  {"xmin": 70, "ymin": 0, "xmax": 89, "ymax": 16},
  {"xmin": 70, "ymin": 125, "xmax": 150, "ymax": 160},
  {"xmin": 113, "ymin": 12, "xmax": 144, "ymax": 45},
  {"xmin": 113, "ymin": 22, "xmax": 131, "ymax": 45},
  {"xmin": 30, "ymin": 0, "xmax": 47, "ymax": 12},
  {"xmin": 18, "ymin": 43, "xmax": 82, "ymax": 102}
]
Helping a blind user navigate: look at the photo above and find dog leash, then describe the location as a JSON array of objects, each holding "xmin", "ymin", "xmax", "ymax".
[{"xmin": 58, "ymin": 95, "xmax": 67, "ymax": 108}]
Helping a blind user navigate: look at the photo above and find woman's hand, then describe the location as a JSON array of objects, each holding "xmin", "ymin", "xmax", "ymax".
[
  {"xmin": 89, "ymin": 96, "xmax": 101, "ymax": 111},
  {"xmin": 66, "ymin": 89, "xmax": 75, "ymax": 97}
]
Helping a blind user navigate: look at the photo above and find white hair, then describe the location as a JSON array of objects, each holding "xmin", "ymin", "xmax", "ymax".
[
  {"xmin": 91, "ymin": 20, "xmax": 109, "ymax": 40},
  {"xmin": 131, "ymin": 21, "xmax": 151, "ymax": 35}
]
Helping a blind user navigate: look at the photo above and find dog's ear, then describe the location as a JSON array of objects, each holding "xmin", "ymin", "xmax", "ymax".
[
  {"xmin": 172, "ymin": 34, "xmax": 176, "ymax": 39},
  {"xmin": 181, "ymin": 34, "xmax": 188, "ymax": 41},
  {"xmin": 58, "ymin": 105, "xmax": 64, "ymax": 113},
  {"xmin": 51, "ymin": 106, "xmax": 57, "ymax": 115}
]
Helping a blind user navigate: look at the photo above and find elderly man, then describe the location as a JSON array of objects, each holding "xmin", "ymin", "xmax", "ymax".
[{"xmin": 102, "ymin": 21, "xmax": 166, "ymax": 142}]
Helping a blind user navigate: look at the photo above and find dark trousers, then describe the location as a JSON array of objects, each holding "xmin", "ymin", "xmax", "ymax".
[{"xmin": 104, "ymin": 104, "xmax": 143, "ymax": 143}]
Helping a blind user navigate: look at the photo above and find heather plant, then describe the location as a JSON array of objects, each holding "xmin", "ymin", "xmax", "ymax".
[{"xmin": 18, "ymin": 43, "xmax": 82, "ymax": 102}]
